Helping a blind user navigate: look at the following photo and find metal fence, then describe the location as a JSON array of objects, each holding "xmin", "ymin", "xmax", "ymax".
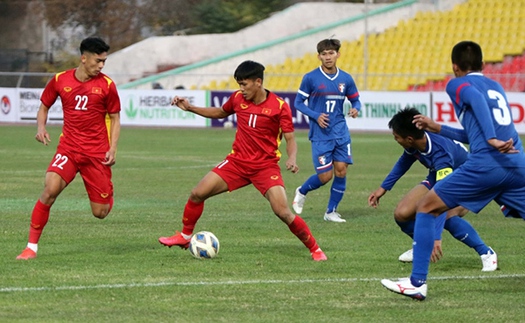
[{"xmin": 0, "ymin": 72, "xmax": 523, "ymax": 92}]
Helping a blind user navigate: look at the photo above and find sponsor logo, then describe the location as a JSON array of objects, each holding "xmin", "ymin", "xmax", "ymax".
[
  {"xmin": 241, "ymin": 103, "xmax": 249, "ymax": 109},
  {"xmin": 1, "ymin": 96, "xmax": 11, "ymax": 114},
  {"xmin": 100, "ymin": 193, "xmax": 109, "ymax": 198},
  {"xmin": 64, "ymin": 87, "xmax": 72, "ymax": 92},
  {"xmin": 271, "ymin": 175, "xmax": 279, "ymax": 180}
]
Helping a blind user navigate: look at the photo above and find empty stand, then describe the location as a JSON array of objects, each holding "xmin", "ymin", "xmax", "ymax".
[{"xmin": 204, "ymin": 0, "xmax": 525, "ymax": 92}]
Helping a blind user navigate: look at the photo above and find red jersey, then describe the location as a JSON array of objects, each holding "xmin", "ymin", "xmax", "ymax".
[
  {"xmin": 222, "ymin": 90, "xmax": 294, "ymax": 165},
  {"xmin": 41, "ymin": 69, "xmax": 121, "ymax": 156}
]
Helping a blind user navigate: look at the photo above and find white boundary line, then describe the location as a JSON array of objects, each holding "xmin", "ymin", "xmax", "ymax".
[{"xmin": 2, "ymin": 273, "xmax": 524, "ymax": 293}]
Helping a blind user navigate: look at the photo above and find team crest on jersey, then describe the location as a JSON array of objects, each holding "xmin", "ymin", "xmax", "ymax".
[
  {"xmin": 318, "ymin": 155, "xmax": 327, "ymax": 165},
  {"xmin": 241, "ymin": 103, "xmax": 249, "ymax": 109},
  {"xmin": 64, "ymin": 87, "xmax": 72, "ymax": 92},
  {"xmin": 92, "ymin": 87, "xmax": 102, "ymax": 94},
  {"xmin": 262, "ymin": 108, "xmax": 271, "ymax": 115},
  {"xmin": 338, "ymin": 83, "xmax": 345, "ymax": 93}
]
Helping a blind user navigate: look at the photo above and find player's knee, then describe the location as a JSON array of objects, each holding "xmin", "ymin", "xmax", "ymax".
[
  {"xmin": 92, "ymin": 206, "xmax": 110, "ymax": 219},
  {"xmin": 393, "ymin": 206, "xmax": 413, "ymax": 222},
  {"xmin": 318, "ymin": 172, "xmax": 332, "ymax": 184}
]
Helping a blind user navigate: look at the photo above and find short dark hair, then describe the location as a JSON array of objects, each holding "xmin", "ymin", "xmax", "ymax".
[
  {"xmin": 234, "ymin": 60, "xmax": 265, "ymax": 81},
  {"xmin": 388, "ymin": 107, "xmax": 425, "ymax": 139},
  {"xmin": 451, "ymin": 41, "xmax": 483, "ymax": 72},
  {"xmin": 80, "ymin": 37, "xmax": 110, "ymax": 55},
  {"xmin": 317, "ymin": 38, "xmax": 341, "ymax": 53}
]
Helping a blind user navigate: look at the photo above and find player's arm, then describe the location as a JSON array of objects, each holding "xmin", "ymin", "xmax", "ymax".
[
  {"xmin": 368, "ymin": 153, "xmax": 415, "ymax": 208},
  {"xmin": 283, "ymin": 131, "xmax": 299, "ymax": 174},
  {"xmin": 103, "ymin": 112, "xmax": 121, "ymax": 166},
  {"xmin": 172, "ymin": 96, "xmax": 229, "ymax": 119},
  {"xmin": 346, "ymin": 87, "xmax": 361, "ymax": 119},
  {"xmin": 413, "ymin": 114, "xmax": 470, "ymax": 144},
  {"xmin": 35, "ymin": 103, "xmax": 51, "ymax": 145}
]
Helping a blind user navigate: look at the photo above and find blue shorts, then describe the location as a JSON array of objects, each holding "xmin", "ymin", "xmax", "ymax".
[
  {"xmin": 311, "ymin": 138, "xmax": 353, "ymax": 174},
  {"xmin": 434, "ymin": 162, "xmax": 525, "ymax": 217}
]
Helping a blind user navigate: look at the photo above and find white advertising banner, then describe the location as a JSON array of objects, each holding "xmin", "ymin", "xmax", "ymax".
[
  {"xmin": 347, "ymin": 91, "xmax": 431, "ymax": 132},
  {"xmin": 118, "ymin": 89, "xmax": 208, "ymax": 127},
  {"xmin": 17, "ymin": 88, "xmax": 63, "ymax": 123},
  {"xmin": 0, "ymin": 88, "xmax": 18, "ymax": 122},
  {"xmin": 431, "ymin": 91, "xmax": 525, "ymax": 134}
]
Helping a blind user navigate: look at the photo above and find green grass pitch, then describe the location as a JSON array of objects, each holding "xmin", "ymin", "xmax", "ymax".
[{"xmin": 1, "ymin": 124, "xmax": 525, "ymax": 322}]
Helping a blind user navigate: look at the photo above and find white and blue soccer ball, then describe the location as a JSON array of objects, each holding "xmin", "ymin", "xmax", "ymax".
[{"xmin": 189, "ymin": 231, "xmax": 220, "ymax": 259}]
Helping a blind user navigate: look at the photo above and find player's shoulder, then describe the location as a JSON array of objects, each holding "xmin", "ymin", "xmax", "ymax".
[
  {"xmin": 97, "ymin": 72, "xmax": 117, "ymax": 87},
  {"xmin": 267, "ymin": 91, "xmax": 289, "ymax": 109},
  {"xmin": 337, "ymin": 68, "xmax": 352, "ymax": 78},
  {"xmin": 52, "ymin": 69, "xmax": 75, "ymax": 82}
]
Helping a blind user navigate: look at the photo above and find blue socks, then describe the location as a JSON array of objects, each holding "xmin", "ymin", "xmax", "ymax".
[
  {"xmin": 445, "ymin": 216, "xmax": 490, "ymax": 255},
  {"xmin": 411, "ymin": 212, "xmax": 435, "ymax": 286},
  {"xmin": 298, "ymin": 174, "xmax": 323, "ymax": 195},
  {"xmin": 396, "ymin": 219, "xmax": 415, "ymax": 238},
  {"xmin": 326, "ymin": 176, "xmax": 346, "ymax": 213}
]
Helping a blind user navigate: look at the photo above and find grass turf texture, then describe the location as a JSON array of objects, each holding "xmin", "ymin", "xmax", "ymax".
[{"xmin": 1, "ymin": 124, "xmax": 525, "ymax": 322}]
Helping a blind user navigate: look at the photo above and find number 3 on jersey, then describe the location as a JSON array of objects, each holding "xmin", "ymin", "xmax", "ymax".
[
  {"xmin": 75, "ymin": 95, "xmax": 88, "ymax": 111},
  {"xmin": 488, "ymin": 90, "xmax": 511, "ymax": 125}
]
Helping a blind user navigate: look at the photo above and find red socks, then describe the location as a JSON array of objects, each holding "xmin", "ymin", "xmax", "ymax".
[
  {"xmin": 28, "ymin": 200, "xmax": 51, "ymax": 244},
  {"xmin": 181, "ymin": 199, "xmax": 204, "ymax": 236},
  {"xmin": 288, "ymin": 215, "xmax": 319, "ymax": 252}
]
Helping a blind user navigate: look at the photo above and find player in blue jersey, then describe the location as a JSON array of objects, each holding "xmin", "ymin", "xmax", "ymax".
[
  {"xmin": 368, "ymin": 108, "xmax": 497, "ymax": 270},
  {"xmin": 292, "ymin": 38, "xmax": 361, "ymax": 223},
  {"xmin": 381, "ymin": 41, "xmax": 525, "ymax": 300}
]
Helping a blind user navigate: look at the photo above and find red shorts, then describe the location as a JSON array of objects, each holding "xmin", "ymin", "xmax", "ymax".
[
  {"xmin": 47, "ymin": 148, "xmax": 113, "ymax": 204},
  {"xmin": 212, "ymin": 157, "xmax": 284, "ymax": 196}
]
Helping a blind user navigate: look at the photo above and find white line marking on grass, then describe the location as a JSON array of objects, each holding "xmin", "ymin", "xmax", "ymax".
[{"xmin": 1, "ymin": 274, "xmax": 525, "ymax": 293}]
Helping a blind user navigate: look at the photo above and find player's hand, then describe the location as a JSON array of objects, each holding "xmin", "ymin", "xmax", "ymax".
[
  {"xmin": 317, "ymin": 113, "xmax": 329, "ymax": 128},
  {"xmin": 35, "ymin": 129, "xmax": 51, "ymax": 145},
  {"xmin": 488, "ymin": 138, "xmax": 518, "ymax": 153},
  {"xmin": 102, "ymin": 150, "xmax": 116, "ymax": 166},
  {"xmin": 348, "ymin": 108, "xmax": 359, "ymax": 118},
  {"xmin": 430, "ymin": 240, "xmax": 443, "ymax": 263},
  {"xmin": 286, "ymin": 160, "xmax": 299, "ymax": 173},
  {"xmin": 171, "ymin": 96, "xmax": 190, "ymax": 111},
  {"xmin": 413, "ymin": 114, "xmax": 441, "ymax": 133},
  {"xmin": 368, "ymin": 188, "xmax": 386, "ymax": 208}
]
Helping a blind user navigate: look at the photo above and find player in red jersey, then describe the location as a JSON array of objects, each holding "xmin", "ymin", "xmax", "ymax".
[
  {"xmin": 158, "ymin": 60, "xmax": 327, "ymax": 261},
  {"xmin": 16, "ymin": 37, "xmax": 121, "ymax": 260}
]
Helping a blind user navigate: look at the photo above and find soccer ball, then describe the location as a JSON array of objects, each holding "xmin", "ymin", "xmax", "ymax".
[{"xmin": 189, "ymin": 231, "xmax": 220, "ymax": 259}]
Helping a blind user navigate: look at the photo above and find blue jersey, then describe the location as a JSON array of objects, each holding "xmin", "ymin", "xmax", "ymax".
[
  {"xmin": 294, "ymin": 67, "xmax": 361, "ymax": 141},
  {"xmin": 446, "ymin": 72, "xmax": 525, "ymax": 167},
  {"xmin": 381, "ymin": 132, "xmax": 468, "ymax": 191}
]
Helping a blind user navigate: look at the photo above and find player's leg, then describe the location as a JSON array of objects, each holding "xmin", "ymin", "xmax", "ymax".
[
  {"xmin": 324, "ymin": 139, "xmax": 352, "ymax": 222},
  {"xmin": 292, "ymin": 140, "xmax": 333, "ymax": 214},
  {"xmin": 160, "ymin": 157, "xmax": 243, "ymax": 249},
  {"xmin": 158, "ymin": 170, "xmax": 230, "ymax": 248},
  {"xmin": 381, "ymin": 189, "xmax": 447, "ymax": 299},
  {"xmin": 444, "ymin": 207, "xmax": 497, "ymax": 271},
  {"xmin": 266, "ymin": 185, "xmax": 326, "ymax": 261},
  {"xmin": 393, "ymin": 184, "xmax": 428, "ymax": 262},
  {"xmin": 394, "ymin": 184, "xmax": 428, "ymax": 237},
  {"xmin": 17, "ymin": 151, "xmax": 77, "ymax": 260},
  {"xmin": 254, "ymin": 163, "xmax": 326, "ymax": 261},
  {"xmin": 80, "ymin": 156, "xmax": 114, "ymax": 219}
]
